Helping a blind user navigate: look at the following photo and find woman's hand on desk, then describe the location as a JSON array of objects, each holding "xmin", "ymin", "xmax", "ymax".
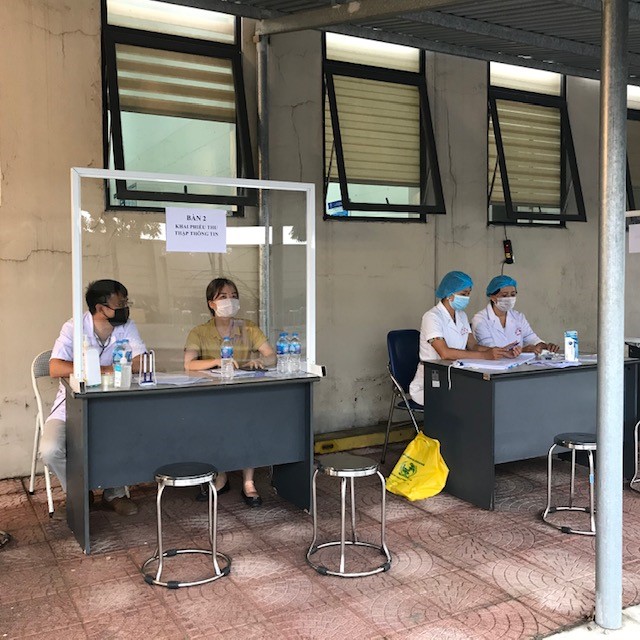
[
  {"xmin": 243, "ymin": 359, "xmax": 265, "ymax": 370},
  {"xmin": 531, "ymin": 342, "xmax": 560, "ymax": 355},
  {"xmin": 485, "ymin": 347, "xmax": 517, "ymax": 360},
  {"xmin": 184, "ymin": 356, "xmax": 238, "ymax": 371}
]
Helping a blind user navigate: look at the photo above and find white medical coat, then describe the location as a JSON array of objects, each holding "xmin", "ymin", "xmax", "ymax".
[
  {"xmin": 409, "ymin": 302, "xmax": 471, "ymax": 404},
  {"xmin": 471, "ymin": 303, "xmax": 542, "ymax": 349}
]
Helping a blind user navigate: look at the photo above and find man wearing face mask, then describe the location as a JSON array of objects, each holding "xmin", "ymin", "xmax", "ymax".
[
  {"xmin": 42, "ymin": 279, "xmax": 146, "ymax": 517},
  {"xmin": 409, "ymin": 271, "xmax": 516, "ymax": 405},
  {"xmin": 471, "ymin": 275, "xmax": 560, "ymax": 355},
  {"xmin": 184, "ymin": 277, "xmax": 276, "ymax": 506}
]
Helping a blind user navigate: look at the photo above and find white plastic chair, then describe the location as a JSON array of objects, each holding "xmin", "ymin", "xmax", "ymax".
[{"xmin": 29, "ymin": 350, "xmax": 54, "ymax": 516}]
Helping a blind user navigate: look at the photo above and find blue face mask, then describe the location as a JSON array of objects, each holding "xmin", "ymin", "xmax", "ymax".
[{"xmin": 450, "ymin": 294, "xmax": 470, "ymax": 311}]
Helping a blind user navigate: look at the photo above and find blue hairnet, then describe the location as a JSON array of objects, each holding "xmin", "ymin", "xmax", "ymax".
[
  {"xmin": 435, "ymin": 271, "xmax": 473, "ymax": 299},
  {"xmin": 486, "ymin": 275, "xmax": 518, "ymax": 296}
]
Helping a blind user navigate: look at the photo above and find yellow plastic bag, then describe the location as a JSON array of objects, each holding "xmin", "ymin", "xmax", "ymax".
[{"xmin": 386, "ymin": 432, "xmax": 449, "ymax": 501}]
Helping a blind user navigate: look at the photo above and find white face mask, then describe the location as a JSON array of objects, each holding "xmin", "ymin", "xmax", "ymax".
[
  {"xmin": 495, "ymin": 297, "xmax": 516, "ymax": 312},
  {"xmin": 214, "ymin": 298, "xmax": 240, "ymax": 318}
]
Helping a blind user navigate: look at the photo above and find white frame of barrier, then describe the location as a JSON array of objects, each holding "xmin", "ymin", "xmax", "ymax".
[{"xmin": 70, "ymin": 167, "xmax": 316, "ymax": 391}]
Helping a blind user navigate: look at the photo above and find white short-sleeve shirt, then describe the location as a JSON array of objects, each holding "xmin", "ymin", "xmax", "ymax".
[
  {"xmin": 471, "ymin": 303, "xmax": 542, "ymax": 349},
  {"xmin": 47, "ymin": 311, "xmax": 146, "ymax": 423},
  {"xmin": 409, "ymin": 302, "xmax": 471, "ymax": 404}
]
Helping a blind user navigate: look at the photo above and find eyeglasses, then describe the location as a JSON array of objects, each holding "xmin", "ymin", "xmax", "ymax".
[{"xmin": 103, "ymin": 300, "xmax": 132, "ymax": 310}]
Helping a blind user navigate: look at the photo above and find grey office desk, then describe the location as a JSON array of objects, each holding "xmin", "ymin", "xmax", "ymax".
[
  {"xmin": 64, "ymin": 373, "xmax": 319, "ymax": 553},
  {"xmin": 421, "ymin": 359, "xmax": 640, "ymax": 510}
]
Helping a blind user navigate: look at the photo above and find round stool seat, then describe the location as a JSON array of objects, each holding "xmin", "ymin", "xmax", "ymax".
[
  {"xmin": 553, "ymin": 433, "xmax": 596, "ymax": 450},
  {"xmin": 317, "ymin": 453, "xmax": 379, "ymax": 478},
  {"xmin": 154, "ymin": 462, "xmax": 217, "ymax": 487}
]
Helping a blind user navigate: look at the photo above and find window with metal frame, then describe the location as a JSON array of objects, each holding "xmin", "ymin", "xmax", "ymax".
[
  {"xmin": 323, "ymin": 34, "xmax": 444, "ymax": 222},
  {"xmin": 488, "ymin": 63, "xmax": 585, "ymax": 226},
  {"xmin": 626, "ymin": 80, "xmax": 640, "ymax": 217},
  {"xmin": 103, "ymin": 0, "xmax": 254, "ymax": 210}
]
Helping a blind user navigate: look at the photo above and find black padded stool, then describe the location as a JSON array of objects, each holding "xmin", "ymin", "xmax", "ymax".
[
  {"xmin": 542, "ymin": 432, "xmax": 596, "ymax": 536},
  {"xmin": 630, "ymin": 419, "xmax": 640, "ymax": 493},
  {"xmin": 142, "ymin": 462, "xmax": 231, "ymax": 588},
  {"xmin": 306, "ymin": 452, "xmax": 391, "ymax": 578}
]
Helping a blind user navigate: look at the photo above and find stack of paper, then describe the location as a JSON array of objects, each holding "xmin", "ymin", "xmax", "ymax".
[
  {"xmin": 455, "ymin": 353, "xmax": 536, "ymax": 371},
  {"xmin": 154, "ymin": 373, "xmax": 207, "ymax": 385}
]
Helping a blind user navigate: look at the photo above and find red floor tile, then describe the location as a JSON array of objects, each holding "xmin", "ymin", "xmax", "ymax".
[
  {"xmin": 0, "ymin": 594, "xmax": 83, "ymax": 637},
  {"xmin": 83, "ymin": 604, "xmax": 186, "ymax": 639},
  {"xmin": 267, "ymin": 601, "xmax": 384, "ymax": 639},
  {"xmin": 2, "ymin": 451, "xmax": 640, "ymax": 639},
  {"xmin": 68, "ymin": 575, "xmax": 160, "ymax": 623}
]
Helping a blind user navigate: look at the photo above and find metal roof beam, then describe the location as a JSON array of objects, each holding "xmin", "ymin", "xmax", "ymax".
[
  {"xmin": 405, "ymin": 10, "xmax": 640, "ymax": 66},
  {"xmin": 557, "ymin": 0, "xmax": 640, "ymax": 21},
  {"xmin": 255, "ymin": 0, "xmax": 467, "ymax": 37}
]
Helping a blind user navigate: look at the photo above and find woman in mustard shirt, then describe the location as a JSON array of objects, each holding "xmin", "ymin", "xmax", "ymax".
[{"xmin": 185, "ymin": 277, "xmax": 276, "ymax": 507}]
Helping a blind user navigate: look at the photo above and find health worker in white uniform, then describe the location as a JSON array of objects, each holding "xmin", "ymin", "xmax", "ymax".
[
  {"xmin": 409, "ymin": 271, "xmax": 518, "ymax": 405},
  {"xmin": 471, "ymin": 275, "xmax": 560, "ymax": 354}
]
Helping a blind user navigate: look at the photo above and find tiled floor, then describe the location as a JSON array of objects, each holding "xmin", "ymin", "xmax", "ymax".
[{"xmin": 2, "ymin": 446, "xmax": 640, "ymax": 639}]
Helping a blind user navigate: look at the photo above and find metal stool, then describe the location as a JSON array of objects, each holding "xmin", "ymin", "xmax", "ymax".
[
  {"xmin": 542, "ymin": 432, "xmax": 596, "ymax": 536},
  {"xmin": 306, "ymin": 452, "xmax": 391, "ymax": 578},
  {"xmin": 142, "ymin": 462, "xmax": 231, "ymax": 588},
  {"xmin": 630, "ymin": 420, "xmax": 640, "ymax": 493}
]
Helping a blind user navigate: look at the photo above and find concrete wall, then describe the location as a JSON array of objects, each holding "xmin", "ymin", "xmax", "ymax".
[
  {"xmin": 1, "ymin": 0, "xmax": 637, "ymax": 477},
  {"xmin": 0, "ymin": 0, "xmax": 102, "ymax": 477}
]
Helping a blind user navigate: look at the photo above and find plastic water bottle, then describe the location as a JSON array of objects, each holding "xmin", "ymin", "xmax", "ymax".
[
  {"xmin": 289, "ymin": 333, "xmax": 302, "ymax": 373},
  {"xmin": 220, "ymin": 336, "xmax": 234, "ymax": 380},
  {"xmin": 276, "ymin": 332, "xmax": 289, "ymax": 375}
]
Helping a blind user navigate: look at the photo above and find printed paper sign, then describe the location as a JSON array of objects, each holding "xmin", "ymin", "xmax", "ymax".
[{"xmin": 165, "ymin": 208, "xmax": 227, "ymax": 253}]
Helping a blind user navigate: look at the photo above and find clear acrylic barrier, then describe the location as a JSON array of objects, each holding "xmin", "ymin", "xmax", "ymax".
[{"xmin": 70, "ymin": 169, "xmax": 315, "ymax": 389}]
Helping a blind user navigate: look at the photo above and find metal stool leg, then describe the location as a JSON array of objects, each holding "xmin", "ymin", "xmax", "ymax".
[
  {"xmin": 308, "ymin": 469, "xmax": 319, "ymax": 556},
  {"xmin": 349, "ymin": 477, "xmax": 357, "ymax": 543},
  {"xmin": 588, "ymin": 450, "xmax": 596, "ymax": 534},
  {"xmin": 154, "ymin": 481, "xmax": 166, "ymax": 582},
  {"xmin": 339, "ymin": 477, "xmax": 347, "ymax": 575},
  {"xmin": 207, "ymin": 480, "xmax": 224, "ymax": 576},
  {"xmin": 543, "ymin": 443, "xmax": 556, "ymax": 521},
  {"xmin": 377, "ymin": 470, "xmax": 391, "ymax": 566},
  {"xmin": 570, "ymin": 448, "xmax": 576, "ymax": 508}
]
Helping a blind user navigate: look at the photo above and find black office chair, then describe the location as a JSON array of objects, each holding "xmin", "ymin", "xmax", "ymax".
[{"xmin": 381, "ymin": 330, "xmax": 424, "ymax": 464}]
